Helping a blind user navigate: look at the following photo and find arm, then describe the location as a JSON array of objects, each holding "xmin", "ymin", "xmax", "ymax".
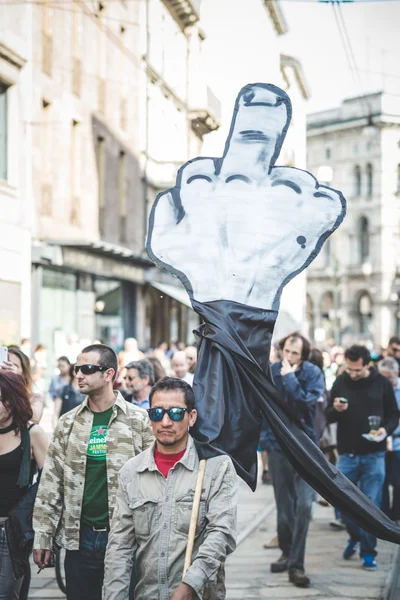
[
  {"xmin": 382, "ymin": 380, "xmax": 400, "ymax": 436},
  {"xmin": 282, "ymin": 366, "xmax": 325, "ymax": 408},
  {"xmin": 30, "ymin": 424, "xmax": 49, "ymax": 470},
  {"xmin": 103, "ymin": 475, "xmax": 137, "ymax": 600},
  {"xmin": 33, "ymin": 421, "xmax": 66, "ymax": 551},
  {"xmin": 182, "ymin": 459, "xmax": 238, "ymax": 599}
]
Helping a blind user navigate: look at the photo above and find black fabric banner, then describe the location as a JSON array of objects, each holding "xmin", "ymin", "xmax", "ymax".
[{"xmin": 191, "ymin": 298, "xmax": 400, "ymax": 545}]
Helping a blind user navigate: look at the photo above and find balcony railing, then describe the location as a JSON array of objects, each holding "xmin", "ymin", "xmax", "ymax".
[{"xmin": 162, "ymin": 0, "xmax": 201, "ymax": 30}]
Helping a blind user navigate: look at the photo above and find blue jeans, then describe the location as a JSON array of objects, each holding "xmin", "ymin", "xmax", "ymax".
[
  {"xmin": 65, "ymin": 523, "xmax": 109, "ymax": 600},
  {"xmin": 337, "ymin": 452, "xmax": 386, "ymax": 557},
  {"xmin": 65, "ymin": 523, "xmax": 137, "ymax": 600},
  {"xmin": 0, "ymin": 522, "xmax": 23, "ymax": 600}
]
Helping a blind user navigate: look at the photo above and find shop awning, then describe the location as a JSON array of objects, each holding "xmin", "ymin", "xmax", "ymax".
[{"xmin": 150, "ymin": 281, "xmax": 193, "ymax": 309}]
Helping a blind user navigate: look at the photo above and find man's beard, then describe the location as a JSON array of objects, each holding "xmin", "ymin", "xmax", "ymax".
[{"xmin": 158, "ymin": 437, "xmax": 177, "ymax": 447}]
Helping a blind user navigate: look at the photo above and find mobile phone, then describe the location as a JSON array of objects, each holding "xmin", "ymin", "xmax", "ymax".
[
  {"xmin": 0, "ymin": 346, "xmax": 8, "ymax": 365},
  {"xmin": 339, "ymin": 397, "xmax": 348, "ymax": 404}
]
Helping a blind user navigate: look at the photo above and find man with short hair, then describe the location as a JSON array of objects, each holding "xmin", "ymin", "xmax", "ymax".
[
  {"xmin": 386, "ymin": 336, "xmax": 400, "ymax": 369},
  {"xmin": 103, "ymin": 377, "xmax": 238, "ymax": 600},
  {"xmin": 185, "ymin": 346, "xmax": 197, "ymax": 375},
  {"xmin": 33, "ymin": 344, "xmax": 154, "ymax": 600},
  {"xmin": 265, "ymin": 332, "xmax": 324, "ymax": 588},
  {"xmin": 327, "ymin": 345, "xmax": 399, "ymax": 570},
  {"xmin": 377, "ymin": 357, "xmax": 400, "ymax": 521},
  {"xmin": 124, "ymin": 358, "xmax": 155, "ymax": 409},
  {"xmin": 171, "ymin": 351, "xmax": 194, "ymax": 385}
]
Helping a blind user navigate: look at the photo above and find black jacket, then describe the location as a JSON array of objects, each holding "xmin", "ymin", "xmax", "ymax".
[{"xmin": 326, "ymin": 368, "xmax": 399, "ymax": 455}]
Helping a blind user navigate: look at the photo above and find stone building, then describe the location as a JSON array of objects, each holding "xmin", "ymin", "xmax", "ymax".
[
  {"xmin": 306, "ymin": 92, "xmax": 400, "ymax": 347},
  {"xmin": 1, "ymin": 0, "xmax": 310, "ymax": 364},
  {"xmin": 0, "ymin": 5, "xmax": 33, "ymax": 344}
]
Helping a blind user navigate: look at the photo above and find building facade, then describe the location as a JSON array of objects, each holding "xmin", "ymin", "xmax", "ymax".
[
  {"xmin": 27, "ymin": 0, "xmax": 221, "ymax": 361},
  {"xmin": 306, "ymin": 92, "xmax": 400, "ymax": 347},
  {"xmin": 0, "ymin": 4, "xmax": 33, "ymax": 345},
  {"xmin": 1, "ymin": 0, "xmax": 311, "ymax": 364}
]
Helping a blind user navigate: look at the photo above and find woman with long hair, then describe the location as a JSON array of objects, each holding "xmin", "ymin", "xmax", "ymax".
[
  {"xmin": 0, "ymin": 371, "xmax": 48, "ymax": 599},
  {"xmin": 2, "ymin": 347, "xmax": 45, "ymax": 423}
]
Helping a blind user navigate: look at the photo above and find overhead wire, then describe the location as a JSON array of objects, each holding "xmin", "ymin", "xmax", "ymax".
[{"xmin": 331, "ymin": 1, "xmax": 373, "ymax": 116}]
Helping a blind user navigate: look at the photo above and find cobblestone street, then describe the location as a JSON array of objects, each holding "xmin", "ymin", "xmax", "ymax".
[{"xmin": 28, "ymin": 471, "xmax": 396, "ymax": 599}]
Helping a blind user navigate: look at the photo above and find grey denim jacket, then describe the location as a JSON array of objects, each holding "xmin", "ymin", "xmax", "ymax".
[{"xmin": 103, "ymin": 435, "xmax": 238, "ymax": 600}]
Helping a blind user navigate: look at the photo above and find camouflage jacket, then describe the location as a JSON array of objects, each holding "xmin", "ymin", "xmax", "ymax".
[
  {"xmin": 33, "ymin": 392, "xmax": 154, "ymax": 551},
  {"xmin": 103, "ymin": 435, "xmax": 238, "ymax": 600}
]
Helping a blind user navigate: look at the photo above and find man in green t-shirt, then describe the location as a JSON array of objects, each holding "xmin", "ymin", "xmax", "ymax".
[{"xmin": 33, "ymin": 344, "xmax": 154, "ymax": 600}]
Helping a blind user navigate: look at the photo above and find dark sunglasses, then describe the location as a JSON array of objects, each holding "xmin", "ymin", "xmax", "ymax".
[
  {"xmin": 147, "ymin": 407, "xmax": 189, "ymax": 422},
  {"xmin": 74, "ymin": 364, "xmax": 110, "ymax": 375}
]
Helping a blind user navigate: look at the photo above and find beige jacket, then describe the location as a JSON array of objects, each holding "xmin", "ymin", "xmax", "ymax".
[
  {"xmin": 33, "ymin": 392, "xmax": 154, "ymax": 551},
  {"xmin": 103, "ymin": 435, "xmax": 238, "ymax": 600}
]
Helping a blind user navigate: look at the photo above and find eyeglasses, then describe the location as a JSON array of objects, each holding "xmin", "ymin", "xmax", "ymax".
[
  {"xmin": 147, "ymin": 407, "xmax": 189, "ymax": 422},
  {"xmin": 74, "ymin": 364, "xmax": 110, "ymax": 375}
]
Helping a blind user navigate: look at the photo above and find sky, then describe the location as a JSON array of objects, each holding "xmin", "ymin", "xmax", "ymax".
[{"xmin": 280, "ymin": 0, "xmax": 400, "ymax": 113}]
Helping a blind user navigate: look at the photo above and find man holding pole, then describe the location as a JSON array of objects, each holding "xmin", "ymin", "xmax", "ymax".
[{"xmin": 103, "ymin": 377, "xmax": 238, "ymax": 600}]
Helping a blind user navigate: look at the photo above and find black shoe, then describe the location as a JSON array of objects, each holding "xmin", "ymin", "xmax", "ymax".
[
  {"xmin": 270, "ymin": 554, "xmax": 288, "ymax": 573},
  {"xmin": 289, "ymin": 569, "xmax": 310, "ymax": 588}
]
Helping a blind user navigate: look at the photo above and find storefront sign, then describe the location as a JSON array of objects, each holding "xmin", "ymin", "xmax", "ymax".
[{"xmin": 62, "ymin": 248, "xmax": 145, "ymax": 284}]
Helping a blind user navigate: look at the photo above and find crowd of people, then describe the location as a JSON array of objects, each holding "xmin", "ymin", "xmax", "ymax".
[
  {"xmin": 260, "ymin": 333, "xmax": 400, "ymax": 587},
  {"xmin": 0, "ymin": 333, "xmax": 400, "ymax": 598}
]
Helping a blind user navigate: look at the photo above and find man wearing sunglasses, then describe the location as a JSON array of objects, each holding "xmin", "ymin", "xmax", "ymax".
[
  {"xmin": 32, "ymin": 344, "xmax": 154, "ymax": 600},
  {"xmin": 103, "ymin": 377, "xmax": 238, "ymax": 600}
]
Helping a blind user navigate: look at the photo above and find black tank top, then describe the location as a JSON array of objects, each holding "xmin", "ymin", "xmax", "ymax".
[{"xmin": 0, "ymin": 444, "xmax": 27, "ymax": 516}]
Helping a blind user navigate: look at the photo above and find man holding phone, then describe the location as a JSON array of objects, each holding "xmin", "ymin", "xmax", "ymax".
[{"xmin": 326, "ymin": 344, "xmax": 399, "ymax": 570}]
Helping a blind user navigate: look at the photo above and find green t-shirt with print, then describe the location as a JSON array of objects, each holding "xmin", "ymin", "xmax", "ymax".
[{"xmin": 82, "ymin": 406, "xmax": 113, "ymax": 528}]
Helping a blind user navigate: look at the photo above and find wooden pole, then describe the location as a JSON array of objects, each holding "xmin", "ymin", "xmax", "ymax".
[{"xmin": 183, "ymin": 459, "xmax": 207, "ymax": 576}]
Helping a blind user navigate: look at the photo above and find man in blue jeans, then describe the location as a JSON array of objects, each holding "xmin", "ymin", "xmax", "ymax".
[
  {"xmin": 265, "ymin": 332, "xmax": 325, "ymax": 588},
  {"xmin": 327, "ymin": 345, "xmax": 399, "ymax": 570}
]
